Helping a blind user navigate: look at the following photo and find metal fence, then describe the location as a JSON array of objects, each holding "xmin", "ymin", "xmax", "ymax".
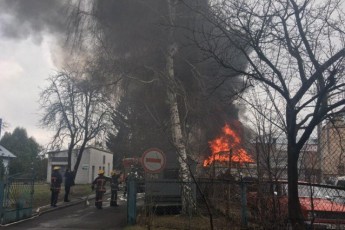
[
  {"xmin": 136, "ymin": 178, "xmax": 248, "ymax": 229},
  {"xmin": 0, "ymin": 173, "xmax": 34, "ymax": 225},
  {"xmin": 135, "ymin": 178, "xmax": 345, "ymax": 229}
]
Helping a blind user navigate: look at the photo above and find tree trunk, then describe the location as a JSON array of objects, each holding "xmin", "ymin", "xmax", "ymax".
[
  {"xmin": 166, "ymin": 47, "xmax": 196, "ymax": 215},
  {"xmin": 286, "ymin": 105, "xmax": 305, "ymax": 229},
  {"xmin": 288, "ymin": 145, "xmax": 305, "ymax": 229},
  {"xmin": 72, "ymin": 142, "xmax": 87, "ymax": 180},
  {"xmin": 166, "ymin": 0, "xmax": 196, "ymax": 215},
  {"xmin": 67, "ymin": 142, "xmax": 74, "ymax": 171}
]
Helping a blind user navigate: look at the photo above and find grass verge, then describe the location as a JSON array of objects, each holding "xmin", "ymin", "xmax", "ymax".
[{"xmin": 32, "ymin": 183, "xmax": 93, "ymax": 208}]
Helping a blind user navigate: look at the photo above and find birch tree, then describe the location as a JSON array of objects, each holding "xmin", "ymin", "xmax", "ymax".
[{"xmin": 165, "ymin": 0, "xmax": 196, "ymax": 214}]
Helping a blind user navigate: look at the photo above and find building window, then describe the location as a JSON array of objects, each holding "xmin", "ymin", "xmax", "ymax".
[{"xmin": 103, "ymin": 155, "xmax": 106, "ymax": 164}]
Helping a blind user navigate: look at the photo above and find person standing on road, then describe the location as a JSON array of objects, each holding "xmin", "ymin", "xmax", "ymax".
[
  {"xmin": 110, "ymin": 170, "xmax": 120, "ymax": 206},
  {"xmin": 51, "ymin": 166, "xmax": 62, "ymax": 207},
  {"xmin": 91, "ymin": 169, "xmax": 109, "ymax": 209},
  {"xmin": 64, "ymin": 169, "xmax": 75, "ymax": 202}
]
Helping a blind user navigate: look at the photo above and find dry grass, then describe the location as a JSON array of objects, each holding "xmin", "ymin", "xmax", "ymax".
[{"xmin": 135, "ymin": 213, "xmax": 242, "ymax": 230}]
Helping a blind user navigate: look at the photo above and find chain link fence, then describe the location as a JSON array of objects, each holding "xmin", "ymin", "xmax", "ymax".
[
  {"xmin": 137, "ymin": 178, "xmax": 345, "ymax": 229},
  {"xmin": 135, "ymin": 120, "xmax": 345, "ymax": 229}
]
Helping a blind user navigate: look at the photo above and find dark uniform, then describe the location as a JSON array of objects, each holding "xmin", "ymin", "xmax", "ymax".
[
  {"xmin": 64, "ymin": 169, "xmax": 75, "ymax": 202},
  {"xmin": 91, "ymin": 170, "xmax": 109, "ymax": 209},
  {"xmin": 51, "ymin": 166, "xmax": 62, "ymax": 207},
  {"xmin": 110, "ymin": 171, "xmax": 120, "ymax": 206}
]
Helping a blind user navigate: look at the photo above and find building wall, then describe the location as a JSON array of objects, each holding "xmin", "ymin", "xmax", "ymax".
[
  {"xmin": 47, "ymin": 147, "xmax": 113, "ymax": 184},
  {"xmin": 321, "ymin": 119, "xmax": 345, "ymax": 177},
  {"xmin": 72, "ymin": 149, "xmax": 91, "ymax": 184},
  {"xmin": 251, "ymin": 140, "xmax": 318, "ymax": 181},
  {"xmin": 89, "ymin": 148, "xmax": 113, "ymax": 181}
]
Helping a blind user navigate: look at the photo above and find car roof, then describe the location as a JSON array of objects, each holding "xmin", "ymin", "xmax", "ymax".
[{"xmin": 299, "ymin": 197, "xmax": 345, "ymax": 212}]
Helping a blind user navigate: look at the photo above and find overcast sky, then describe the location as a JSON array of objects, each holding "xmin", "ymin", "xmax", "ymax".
[
  {"xmin": 0, "ymin": 35, "xmax": 56, "ymax": 146},
  {"xmin": 0, "ymin": 0, "xmax": 69, "ymax": 147}
]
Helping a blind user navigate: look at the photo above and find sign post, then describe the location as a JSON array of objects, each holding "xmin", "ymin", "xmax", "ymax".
[{"xmin": 141, "ymin": 148, "xmax": 166, "ymax": 173}]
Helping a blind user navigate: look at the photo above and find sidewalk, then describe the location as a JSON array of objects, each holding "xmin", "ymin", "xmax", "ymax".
[{"xmin": 35, "ymin": 192, "xmax": 101, "ymax": 215}]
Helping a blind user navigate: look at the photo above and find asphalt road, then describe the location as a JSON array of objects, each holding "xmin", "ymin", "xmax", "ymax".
[{"xmin": 3, "ymin": 194, "xmax": 127, "ymax": 230}]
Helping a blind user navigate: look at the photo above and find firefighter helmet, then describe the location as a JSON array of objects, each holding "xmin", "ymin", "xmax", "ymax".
[{"xmin": 98, "ymin": 169, "xmax": 105, "ymax": 175}]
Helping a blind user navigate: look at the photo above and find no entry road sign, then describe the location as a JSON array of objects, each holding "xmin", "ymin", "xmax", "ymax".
[{"xmin": 142, "ymin": 148, "xmax": 166, "ymax": 173}]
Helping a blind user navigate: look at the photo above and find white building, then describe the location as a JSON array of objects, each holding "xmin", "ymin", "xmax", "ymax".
[
  {"xmin": 46, "ymin": 146, "xmax": 113, "ymax": 184},
  {"xmin": 0, "ymin": 145, "xmax": 16, "ymax": 174}
]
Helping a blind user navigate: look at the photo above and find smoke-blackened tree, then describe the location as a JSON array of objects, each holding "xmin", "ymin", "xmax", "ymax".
[
  {"xmin": 107, "ymin": 80, "xmax": 172, "ymax": 168},
  {"xmin": 189, "ymin": 0, "xmax": 345, "ymax": 228}
]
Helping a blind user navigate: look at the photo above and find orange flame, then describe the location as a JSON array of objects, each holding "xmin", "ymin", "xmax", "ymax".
[{"xmin": 203, "ymin": 124, "xmax": 254, "ymax": 166}]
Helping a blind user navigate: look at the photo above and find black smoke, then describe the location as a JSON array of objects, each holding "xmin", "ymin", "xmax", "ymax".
[
  {"xmin": 0, "ymin": 0, "xmax": 248, "ymax": 158},
  {"xmin": 0, "ymin": 0, "xmax": 69, "ymax": 44},
  {"xmin": 93, "ymin": 1, "xmax": 248, "ymax": 158}
]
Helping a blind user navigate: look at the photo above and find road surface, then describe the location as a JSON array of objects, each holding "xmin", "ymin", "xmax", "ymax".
[{"xmin": 3, "ymin": 194, "xmax": 127, "ymax": 230}]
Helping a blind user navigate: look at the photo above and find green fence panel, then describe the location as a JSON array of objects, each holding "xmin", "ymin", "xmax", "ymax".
[{"xmin": 1, "ymin": 174, "xmax": 34, "ymax": 225}]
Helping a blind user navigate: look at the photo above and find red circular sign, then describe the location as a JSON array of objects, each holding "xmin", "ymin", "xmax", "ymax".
[{"xmin": 141, "ymin": 148, "xmax": 166, "ymax": 173}]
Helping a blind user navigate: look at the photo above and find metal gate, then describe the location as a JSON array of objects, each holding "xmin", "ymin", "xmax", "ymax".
[{"xmin": 0, "ymin": 174, "xmax": 34, "ymax": 225}]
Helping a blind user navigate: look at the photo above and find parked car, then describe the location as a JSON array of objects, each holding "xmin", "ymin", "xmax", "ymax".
[{"xmin": 247, "ymin": 181, "xmax": 345, "ymax": 228}]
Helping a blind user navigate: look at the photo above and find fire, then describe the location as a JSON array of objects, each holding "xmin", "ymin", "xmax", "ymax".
[{"xmin": 203, "ymin": 124, "xmax": 254, "ymax": 166}]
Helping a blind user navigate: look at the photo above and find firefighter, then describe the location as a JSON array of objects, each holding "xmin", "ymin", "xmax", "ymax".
[
  {"xmin": 110, "ymin": 170, "xmax": 120, "ymax": 206},
  {"xmin": 91, "ymin": 169, "xmax": 109, "ymax": 209},
  {"xmin": 64, "ymin": 169, "xmax": 75, "ymax": 202},
  {"xmin": 51, "ymin": 166, "xmax": 62, "ymax": 207}
]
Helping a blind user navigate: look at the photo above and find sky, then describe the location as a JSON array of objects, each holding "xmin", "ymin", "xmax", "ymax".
[{"xmin": 0, "ymin": 35, "xmax": 56, "ymax": 146}]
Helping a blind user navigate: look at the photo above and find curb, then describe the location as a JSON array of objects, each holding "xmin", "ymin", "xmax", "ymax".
[
  {"xmin": 35, "ymin": 191, "xmax": 113, "ymax": 215},
  {"xmin": 36, "ymin": 197, "xmax": 89, "ymax": 215},
  {"xmin": 0, "ymin": 194, "xmax": 98, "ymax": 227}
]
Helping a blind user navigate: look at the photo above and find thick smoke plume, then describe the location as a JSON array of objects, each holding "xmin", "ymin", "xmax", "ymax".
[
  {"xmin": 0, "ymin": 0, "xmax": 68, "ymax": 44},
  {"xmin": 91, "ymin": 1, "xmax": 248, "ymax": 157},
  {"xmin": 0, "ymin": 0, "xmax": 248, "ymax": 158}
]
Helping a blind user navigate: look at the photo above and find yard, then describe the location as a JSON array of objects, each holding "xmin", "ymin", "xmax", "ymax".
[{"xmin": 32, "ymin": 183, "xmax": 92, "ymax": 208}]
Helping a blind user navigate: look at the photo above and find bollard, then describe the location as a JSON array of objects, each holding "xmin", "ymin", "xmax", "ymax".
[{"xmin": 127, "ymin": 178, "xmax": 137, "ymax": 225}]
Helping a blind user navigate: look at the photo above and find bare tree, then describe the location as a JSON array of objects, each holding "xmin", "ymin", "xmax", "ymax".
[
  {"xmin": 188, "ymin": 0, "xmax": 345, "ymax": 228},
  {"xmin": 39, "ymin": 68, "xmax": 112, "ymax": 178}
]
